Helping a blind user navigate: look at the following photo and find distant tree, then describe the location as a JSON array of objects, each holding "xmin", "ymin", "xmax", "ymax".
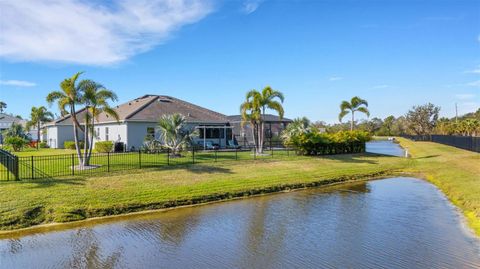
[
  {"xmin": 378, "ymin": 115, "xmax": 395, "ymax": 136},
  {"xmin": 359, "ymin": 117, "xmax": 383, "ymax": 134},
  {"xmin": 157, "ymin": 113, "xmax": 197, "ymax": 157},
  {"xmin": 339, "ymin": 96, "xmax": 370, "ymax": 131},
  {"xmin": 0, "ymin": 101, "xmax": 6, "ymax": 113},
  {"xmin": 405, "ymin": 103, "xmax": 440, "ymax": 135},
  {"xmin": 26, "ymin": 106, "xmax": 54, "ymax": 149}
]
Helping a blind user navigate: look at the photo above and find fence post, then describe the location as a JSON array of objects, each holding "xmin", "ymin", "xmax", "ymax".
[
  {"xmin": 107, "ymin": 152, "xmax": 110, "ymax": 172},
  {"xmin": 235, "ymin": 148, "xmax": 238, "ymax": 160},
  {"xmin": 192, "ymin": 146, "xmax": 195, "ymax": 164},
  {"xmin": 271, "ymin": 147, "xmax": 273, "ymax": 158},
  {"xmin": 215, "ymin": 150, "xmax": 217, "ymax": 162},
  {"xmin": 253, "ymin": 148, "xmax": 256, "ymax": 160},
  {"xmin": 13, "ymin": 155, "xmax": 19, "ymax": 180},
  {"xmin": 71, "ymin": 154, "xmax": 75, "ymax": 176},
  {"xmin": 287, "ymin": 147, "xmax": 289, "ymax": 157},
  {"xmin": 31, "ymin": 156, "xmax": 34, "ymax": 180},
  {"xmin": 139, "ymin": 150, "xmax": 142, "ymax": 169},
  {"xmin": 167, "ymin": 148, "xmax": 170, "ymax": 165},
  {"xmin": 6, "ymin": 156, "xmax": 9, "ymax": 181}
]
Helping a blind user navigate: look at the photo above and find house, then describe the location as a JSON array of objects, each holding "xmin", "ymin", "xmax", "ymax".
[
  {"xmin": 0, "ymin": 113, "xmax": 29, "ymax": 144},
  {"xmin": 227, "ymin": 114, "xmax": 292, "ymax": 147},
  {"xmin": 44, "ymin": 95, "xmax": 233, "ymax": 150}
]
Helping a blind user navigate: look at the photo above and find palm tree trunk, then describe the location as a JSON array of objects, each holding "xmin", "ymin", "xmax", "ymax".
[
  {"xmin": 71, "ymin": 105, "xmax": 83, "ymax": 167},
  {"xmin": 83, "ymin": 115, "xmax": 89, "ymax": 166},
  {"xmin": 251, "ymin": 121, "xmax": 258, "ymax": 153},
  {"xmin": 350, "ymin": 111, "xmax": 354, "ymax": 131},
  {"xmin": 87, "ymin": 119, "xmax": 95, "ymax": 162},
  {"xmin": 37, "ymin": 122, "xmax": 40, "ymax": 150}
]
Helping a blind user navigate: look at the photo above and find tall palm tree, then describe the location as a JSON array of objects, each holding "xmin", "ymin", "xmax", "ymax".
[
  {"xmin": 240, "ymin": 91, "xmax": 262, "ymax": 153},
  {"xmin": 339, "ymin": 96, "xmax": 370, "ymax": 131},
  {"xmin": 26, "ymin": 106, "xmax": 54, "ymax": 149},
  {"xmin": 79, "ymin": 80, "xmax": 119, "ymax": 165},
  {"xmin": 0, "ymin": 101, "xmax": 6, "ymax": 113},
  {"xmin": 241, "ymin": 87, "xmax": 284, "ymax": 154},
  {"xmin": 258, "ymin": 87, "xmax": 284, "ymax": 153},
  {"xmin": 46, "ymin": 72, "xmax": 84, "ymax": 165},
  {"xmin": 157, "ymin": 113, "xmax": 197, "ymax": 156}
]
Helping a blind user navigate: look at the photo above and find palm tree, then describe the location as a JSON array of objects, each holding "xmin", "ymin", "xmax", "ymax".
[
  {"xmin": 281, "ymin": 117, "xmax": 311, "ymax": 147},
  {"xmin": 79, "ymin": 80, "xmax": 119, "ymax": 165},
  {"xmin": 157, "ymin": 113, "xmax": 197, "ymax": 157},
  {"xmin": 339, "ymin": 96, "xmax": 370, "ymax": 131},
  {"xmin": 240, "ymin": 91, "xmax": 262, "ymax": 153},
  {"xmin": 0, "ymin": 101, "xmax": 6, "ymax": 113},
  {"xmin": 46, "ymin": 72, "xmax": 84, "ymax": 166},
  {"xmin": 240, "ymin": 86, "xmax": 284, "ymax": 154},
  {"xmin": 26, "ymin": 106, "xmax": 54, "ymax": 149}
]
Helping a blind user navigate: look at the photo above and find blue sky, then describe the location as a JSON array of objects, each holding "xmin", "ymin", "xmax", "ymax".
[{"xmin": 0, "ymin": 0, "xmax": 479, "ymax": 123}]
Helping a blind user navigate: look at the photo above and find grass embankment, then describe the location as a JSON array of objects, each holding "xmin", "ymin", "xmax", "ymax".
[
  {"xmin": 0, "ymin": 153, "xmax": 408, "ymax": 232},
  {"xmin": 1, "ymin": 140, "xmax": 479, "ymax": 237},
  {"xmin": 397, "ymin": 138, "xmax": 480, "ymax": 236}
]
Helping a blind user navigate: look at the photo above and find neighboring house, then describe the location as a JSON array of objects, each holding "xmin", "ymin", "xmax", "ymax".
[
  {"xmin": 44, "ymin": 95, "xmax": 232, "ymax": 150},
  {"xmin": 0, "ymin": 113, "xmax": 30, "ymax": 144},
  {"xmin": 227, "ymin": 114, "xmax": 292, "ymax": 147}
]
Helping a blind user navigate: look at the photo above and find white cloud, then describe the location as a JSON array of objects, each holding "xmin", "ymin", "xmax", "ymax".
[
  {"xmin": 0, "ymin": 80, "xmax": 36, "ymax": 87},
  {"xmin": 372, "ymin": 84, "xmax": 390, "ymax": 89},
  {"xmin": 466, "ymin": 66, "xmax": 480, "ymax": 74},
  {"xmin": 455, "ymin": 93, "xmax": 476, "ymax": 100},
  {"xmin": 329, "ymin": 76, "xmax": 343, "ymax": 81},
  {"xmin": 466, "ymin": 80, "xmax": 480, "ymax": 87},
  {"xmin": 0, "ymin": 0, "xmax": 214, "ymax": 65},
  {"xmin": 242, "ymin": 0, "xmax": 264, "ymax": 14}
]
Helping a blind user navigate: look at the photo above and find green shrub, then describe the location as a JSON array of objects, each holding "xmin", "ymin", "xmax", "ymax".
[
  {"xmin": 64, "ymin": 141, "xmax": 84, "ymax": 149},
  {"xmin": 4, "ymin": 136, "xmax": 28, "ymax": 152},
  {"xmin": 39, "ymin": 142, "xmax": 49, "ymax": 148},
  {"xmin": 95, "ymin": 141, "xmax": 113, "ymax": 153},
  {"xmin": 283, "ymin": 129, "xmax": 371, "ymax": 156}
]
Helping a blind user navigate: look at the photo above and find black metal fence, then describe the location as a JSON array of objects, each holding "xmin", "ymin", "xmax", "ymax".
[
  {"xmin": 402, "ymin": 135, "xmax": 480, "ymax": 153},
  {"xmin": 0, "ymin": 143, "xmax": 367, "ymax": 180}
]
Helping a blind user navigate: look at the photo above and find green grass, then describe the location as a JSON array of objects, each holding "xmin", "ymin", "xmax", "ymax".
[
  {"xmin": 1, "ymin": 140, "xmax": 479, "ymax": 238},
  {"xmin": 397, "ymin": 138, "xmax": 480, "ymax": 236},
  {"xmin": 0, "ymin": 152, "xmax": 408, "ymax": 232}
]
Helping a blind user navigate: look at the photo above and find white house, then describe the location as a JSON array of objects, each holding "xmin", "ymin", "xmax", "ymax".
[{"xmin": 44, "ymin": 95, "xmax": 233, "ymax": 150}]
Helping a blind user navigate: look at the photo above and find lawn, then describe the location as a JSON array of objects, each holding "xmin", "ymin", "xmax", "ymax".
[
  {"xmin": 0, "ymin": 139, "xmax": 479, "ymax": 237},
  {"xmin": 0, "ymin": 152, "xmax": 408, "ymax": 232}
]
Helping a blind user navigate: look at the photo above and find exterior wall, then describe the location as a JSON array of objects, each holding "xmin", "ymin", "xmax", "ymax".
[
  {"xmin": 45, "ymin": 125, "xmax": 84, "ymax": 149},
  {"xmin": 92, "ymin": 122, "xmax": 128, "ymax": 149},
  {"xmin": 126, "ymin": 122, "xmax": 158, "ymax": 150}
]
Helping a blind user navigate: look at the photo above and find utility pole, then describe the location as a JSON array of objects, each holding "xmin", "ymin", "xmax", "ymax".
[{"xmin": 455, "ymin": 103, "xmax": 458, "ymax": 123}]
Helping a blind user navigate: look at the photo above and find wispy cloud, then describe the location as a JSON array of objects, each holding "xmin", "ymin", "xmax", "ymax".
[
  {"xmin": 465, "ymin": 66, "xmax": 480, "ymax": 74},
  {"xmin": 372, "ymin": 84, "xmax": 391, "ymax": 89},
  {"xmin": 0, "ymin": 0, "xmax": 215, "ymax": 65},
  {"xmin": 466, "ymin": 80, "xmax": 480, "ymax": 87},
  {"xmin": 328, "ymin": 76, "xmax": 343, "ymax": 81},
  {"xmin": 0, "ymin": 80, "xmax": 36, "ymax": 87},
  {"xmin": 455, "ymin": 93, "xmax": 476, "ymax": 100},
  {"xmin": 241, "ymin": 0, "xmax": 264, "ymax": 14}
]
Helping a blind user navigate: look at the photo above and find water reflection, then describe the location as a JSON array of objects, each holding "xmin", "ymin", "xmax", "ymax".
[
  {"xmin": 1, "ymin": 178, "xmax": 479, "ymax": 269},
  {"xmin": 366, "ymin": 140, "xmax": 405, "ymax": 157}
]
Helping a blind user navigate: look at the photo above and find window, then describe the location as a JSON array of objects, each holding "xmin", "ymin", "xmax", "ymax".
[
  {"xmin": 199, "ymin": 127, "xmax": 225, "ymax": 139},
  {"xmin": 105, "ymin": 127, "xmax": 109, "ymax": 141},
  {"xmin": 147, "ymin": 127, "xmax": 155, "ymax": 138}
]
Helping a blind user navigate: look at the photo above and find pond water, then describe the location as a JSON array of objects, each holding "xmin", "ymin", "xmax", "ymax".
[
  {"xmin": 1, "ymin": 177, "xmax": 479, "ymax": 269},
  {"xmin": 366, "ymin": 140, "xmax": 405, "ymax": 157}
]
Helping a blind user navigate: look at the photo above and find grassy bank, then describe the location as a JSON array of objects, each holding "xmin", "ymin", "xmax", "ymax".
[
  {"xmin": 397, "ymin": 138, "xmax": 480, "ymax": 236},
  {"xmin": 0, "ymin": 153, "xmax": 408, "ymax": 232},
  {"xmin": 1, "ymin": 139, "xmax": 479, "ymax": 237}
]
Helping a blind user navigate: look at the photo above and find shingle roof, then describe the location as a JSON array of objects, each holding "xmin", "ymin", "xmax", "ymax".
[
  {"xmin": 50, "ymin": 95, "xmax": 229, "ymax": 125},
  {"xmin": 227, "ymin": 114, "xmax": 292, "ymax": 123}
]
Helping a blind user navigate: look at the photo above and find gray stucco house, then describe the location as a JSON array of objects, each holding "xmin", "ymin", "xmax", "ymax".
[{"xmin": 44, "ymin": 95, "xmax": 232, "ymax": 150}]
